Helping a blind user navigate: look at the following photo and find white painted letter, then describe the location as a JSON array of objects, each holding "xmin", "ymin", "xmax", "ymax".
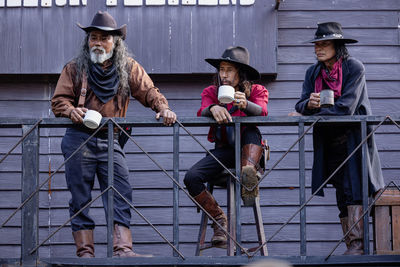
[
  {"xmin": 219, "ymin": 0, "xmax": 236, "ymax": 5},
  {"xmin": 0, "ymin": 0, "xmax": 4, "ymax": 6},
  {"xmin": 55, "ymin": 0, "xmax": 66, "ymax": 6},
  {"xmin": 198, "ymin": 0, "xmax": 217, "ymax": 5},
  {"xmin": 7, "ymin": 0, "xmax": 22, "ymax": 6},
  {"xmin": 168, "ymin": 0, "xmax": 178, "ymax": 5},
  {"xmin": 240, "ymin": 0, "xmax": 254, "ymax": 5},
  {"xmin": 124, "ymin": 0, "xmax": 142, "ymax": 5},
  {"xmin": 69, "ymin": 0, "xmax": 80, "ymax": 6},
  {"xmin": 24, "ymin": 0, "xmax": 38, "ymax": 6},
  {"xmin": 106, "ymin": 0, "xmax": 117, "ymax": 6},
  {"xmin": 146, "ymin": 0, "xmax": 165, "ymax": 5},
  {"xmin": 41, "ymin": 0, "xmax": 51, "ymax": 7},
  {"xmin": 182, "ymin": 0, "xmax": 195, "ymax": 5}
]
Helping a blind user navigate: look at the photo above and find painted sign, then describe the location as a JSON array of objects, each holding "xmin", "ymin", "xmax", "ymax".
[
  {"xmin": 0, "ymin": 0, "xmax": 276, "ymax": 75},
  {"xmin": 1, "ymin": 0, "xmax": 256, "ymax": 7}
]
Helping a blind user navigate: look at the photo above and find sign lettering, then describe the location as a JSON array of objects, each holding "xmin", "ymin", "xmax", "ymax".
[{"xmin": 0, "ymin": 0, "xmax": 254, "ymax": 7}]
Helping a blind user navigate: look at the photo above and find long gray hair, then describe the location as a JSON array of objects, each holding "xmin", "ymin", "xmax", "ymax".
[{"xmin": 74, "ymin": 34, "xmax": 132, "ymax": 100}]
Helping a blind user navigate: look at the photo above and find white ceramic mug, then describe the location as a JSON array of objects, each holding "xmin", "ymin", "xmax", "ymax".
[
  {"xmin": 217, "ymin": 85, "xmax": 235, "ymax": 104},
  {"xmin": 320, "ymin": 89, "xmax": 334, "ymax": 108},
  {"xmin": 83, "ymin": 110, "xmax": 102, "ymax": 129}
]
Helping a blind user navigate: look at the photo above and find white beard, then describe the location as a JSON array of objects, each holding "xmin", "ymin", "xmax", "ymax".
[{"xmin": 90, "ymin": 46, "xmax": 114, "ymax": 64}]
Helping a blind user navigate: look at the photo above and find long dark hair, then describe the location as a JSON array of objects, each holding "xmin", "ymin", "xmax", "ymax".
[
  {"xmin": 213, "ymin": 64, "xmax": 252, "ymax": 98},
  {"xmin": 74, "ymin": 34, "xmax": 132, "ymax": 100},
  {"xmin": 334, "ymin": 40, "xmax": 350, "ymax": 60}
]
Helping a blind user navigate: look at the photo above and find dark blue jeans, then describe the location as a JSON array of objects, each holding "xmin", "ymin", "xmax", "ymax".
[{"xmin": 61, "ymin": 127, "xmax": 132, "ymax": 231}]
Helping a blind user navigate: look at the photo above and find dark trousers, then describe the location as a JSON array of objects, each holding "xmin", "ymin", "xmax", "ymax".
[
  {"xmin": 61, "ymin": 127, "xmax": 132, "ymax": 231},
  {"xmin": 325, "ymin": 132, "xmax": 361, "ymax": 218},
  {"xmin": 184, "ymin": 126, "xmax": 262, "ymax": 197}
]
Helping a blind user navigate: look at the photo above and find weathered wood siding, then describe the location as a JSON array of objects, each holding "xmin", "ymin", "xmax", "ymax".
[
  {"xmin": 0, "ymin": 0, "xmax": 277, "ymax": 75},
  {"xmin": 0, "ymin": 0, "xmax": 400, "ymax": 259}
]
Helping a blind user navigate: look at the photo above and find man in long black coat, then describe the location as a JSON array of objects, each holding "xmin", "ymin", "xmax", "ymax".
[{"xmin": 291, "ymin": 22, "xmax": 384, "ymax": 255}]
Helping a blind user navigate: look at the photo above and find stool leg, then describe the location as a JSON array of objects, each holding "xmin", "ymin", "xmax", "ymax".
[
  {"xmin": 195, "ymin": 183, "xmax": 213, "ymax": 256},
  {"xmin": 253, "ymin": 196, "xmax": 268, "ymax": 256},
  {"xmin": 195, "ymin": 209, "xmax": 209, "ymax": 256}
]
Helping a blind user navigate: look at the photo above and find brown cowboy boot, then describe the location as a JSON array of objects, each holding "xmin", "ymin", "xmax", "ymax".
[
  {"xmin": 343, "ymin": 205, "xmax": 364, "ymax": 255},
  {"xmin": 194, "ymin": 190, "xmax": 227, "ymax": 247},
  {"xmin": 72, "ymin": 229, "xmax": 95, "ymax": 258},
  {"xmin": 113, "ymin": 224, "xmax": 153, "ymax": 257},
  {"xmin": 241, "ymin": 144, "xmax": 263, "ymax": 206},
  {"xmin": 340, "ymin": 217, "xmax": 351, "ymax": 249}
]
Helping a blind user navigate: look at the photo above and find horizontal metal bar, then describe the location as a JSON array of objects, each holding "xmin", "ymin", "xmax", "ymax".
[
  {"xmin": 37, "ymin": 255, "xmax": 400, "ymax": 266},
  {"xmin": 0, "ymin": 115, "xmax": 399, "ymax": 128}
]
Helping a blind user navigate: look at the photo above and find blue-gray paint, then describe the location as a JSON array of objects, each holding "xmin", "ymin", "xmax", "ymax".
[{"xmin": 0, "ymin": 1, "xmax": 277, "ymax": 75}]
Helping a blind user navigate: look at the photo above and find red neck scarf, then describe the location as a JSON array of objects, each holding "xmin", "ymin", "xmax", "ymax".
[{"xmin": 315, "ymin": 58, "xmax": 343, "ymax": 98}]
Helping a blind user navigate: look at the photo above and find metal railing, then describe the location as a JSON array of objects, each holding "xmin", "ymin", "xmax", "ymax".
[{"xmin": 0, "ymin": 115, "xmax": 399, "ymax": 266}]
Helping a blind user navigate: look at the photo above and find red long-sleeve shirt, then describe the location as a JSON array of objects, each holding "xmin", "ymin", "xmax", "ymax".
[{"xmin": 198, "ymin": 84, "xmax": 269, "ymax": 142}]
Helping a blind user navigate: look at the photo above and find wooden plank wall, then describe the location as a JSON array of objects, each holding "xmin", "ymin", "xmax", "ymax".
[
  {"xmin": 0, "ymin": 0, "xmax": 399, "ymax": 259},
  {"xmin": 0, "ymin": 0, "xmax": 277, "ymax": 75}
]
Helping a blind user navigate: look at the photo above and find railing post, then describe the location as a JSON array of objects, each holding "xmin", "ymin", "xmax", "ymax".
[
  {"xmin": 173, "ymin": 123, "xmax": 180, "ymax": 256},
  {"xmin": 298, "ymin": 122, "xmax": 306, "ymax": 256},
  {"xmin": 361, "ymin": 120, "xmax": 369, "ymax": 254},
  {"xmin": 234, "ymin": 122, "xmax": 241, "ymax": 256},
  {"xmin": 107, "ymin": 120, "xmax": 114, "ymax": 257},
  {"xmin": 21, "ymin": 124, "xmax": 39, "ymax": 265}
]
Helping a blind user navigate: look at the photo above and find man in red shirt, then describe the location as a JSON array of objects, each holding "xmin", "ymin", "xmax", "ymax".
[{"xmin": 184, "ymin": 46, "xmax": 269, "ymax": 247}]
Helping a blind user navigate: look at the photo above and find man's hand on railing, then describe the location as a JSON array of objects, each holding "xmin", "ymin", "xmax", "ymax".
[
  {"xmin": 210, "ymin": 105, "xmax": 232, "ymax": 124},
  {"xmin": 69, "ymin": 107, "xmax": 88, "ymax": 124},
  {"xmin": 155, "ymin": 108, "xmax": 177, "ymax": 126}
]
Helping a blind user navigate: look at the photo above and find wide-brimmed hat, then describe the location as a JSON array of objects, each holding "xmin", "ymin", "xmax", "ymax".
[
  {"xmin": 77, "ymin": 11, "xmax": 127, "ymax": 40},
  {"xmin": 306, "ymin": 22, "xmax": 357, "ymax": 44},
  {"xmin": 205, "ymin": 46, "xmax": 260, "ymax": 81}
]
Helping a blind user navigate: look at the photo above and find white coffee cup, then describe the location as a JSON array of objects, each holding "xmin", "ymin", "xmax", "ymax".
[
  {"xmin": 83, "ymin": 110, "xmax": 102, "ymax": 129},
  {"xmin": 218, "ymin": 85, "xmax": 235, "ymax": 104},
  {"xmin": 320, "ymin": 89, "xmax": 334, "ymax": 108}
]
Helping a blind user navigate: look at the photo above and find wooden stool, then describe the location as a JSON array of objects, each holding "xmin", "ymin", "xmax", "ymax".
[
  {"xmin": 195, "ymin": 170, "xmax": 268, "ymax": 256},
  {"xmin": 373, "ymin": 188, "xmax": 400, "ymax": 255}
]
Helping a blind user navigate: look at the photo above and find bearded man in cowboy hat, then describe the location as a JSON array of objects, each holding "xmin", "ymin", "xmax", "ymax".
[
  {"xmin": 51, "ymin": 11, "xmax": 176, "ymax": 258},
  {"xmin": 184, "ymin": 46, "xmax": 269, "ymax": 247},
  {"xmin": 289, "ymin": 22, "xmax": 384, "ymax": 255}
]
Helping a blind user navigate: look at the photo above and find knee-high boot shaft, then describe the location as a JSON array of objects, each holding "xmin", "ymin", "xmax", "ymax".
[
  {"xmin": 241, "ymin": 144, "xmax": 263, "ymax": 169},
  {"xmin": 343, "ymin": 205, "xmax": 364, "ymax": 255},
  {"xmin": 194, "ymin": 190, "xmax": 227, "ymax": 246},
  {"xmin": 340, "ymin": 217, "xmax": 351, "ymax": 249},
  {"xmin": 72, "ymin": 229, "xmax": 95, "ymax": 258},
  {"xmin": 241, "ymin": 144, "xmax": 263, "ymax": 206}
]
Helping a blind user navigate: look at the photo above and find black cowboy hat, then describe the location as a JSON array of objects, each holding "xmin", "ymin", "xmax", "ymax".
[
  {"xmin": 77, "ymin": 11, "xmax": 127, "ymax": 40},
  {"xmin": 205, "ymin": 46, "xmax": 260, "ymax": 81},
  {"xmin": 306, "ymin": 22, "xmax": 357, "ymax": 44}
]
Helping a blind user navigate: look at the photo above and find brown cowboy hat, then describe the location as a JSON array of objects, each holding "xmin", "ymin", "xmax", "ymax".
[
  {"xmin": 205, "ymin": 46, "xmax": 260, "ymax": 81},
  {"xmin": 306, "ymin": 22, "xmax": 357, "ymax": 44},
  {"xmin": 77, "ymin": 11, "xmax": 127, "ymax": 40}
]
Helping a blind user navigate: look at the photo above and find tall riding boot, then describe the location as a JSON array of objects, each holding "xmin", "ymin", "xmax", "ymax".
[
  {"xmin": 72, "ymin": 229, "xmax": 95, "ymax": 258},
  {"xmin": 113, "ymin": 224, "xmax": 153, "ymax": 257},
  {"xmin": 340, "ymin": 217, "xmax": 351, "ymax": 249},
  {"xmin": 194, "ymin": 190, "xmax": 227, "ymax": 247},
  {"xmin": 343, "ymin": 205, "xmax": 364, "ymax": 255},
  {"xmin": 241, "ymin": 144, "xmax": 263, "ymax": 206}
]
